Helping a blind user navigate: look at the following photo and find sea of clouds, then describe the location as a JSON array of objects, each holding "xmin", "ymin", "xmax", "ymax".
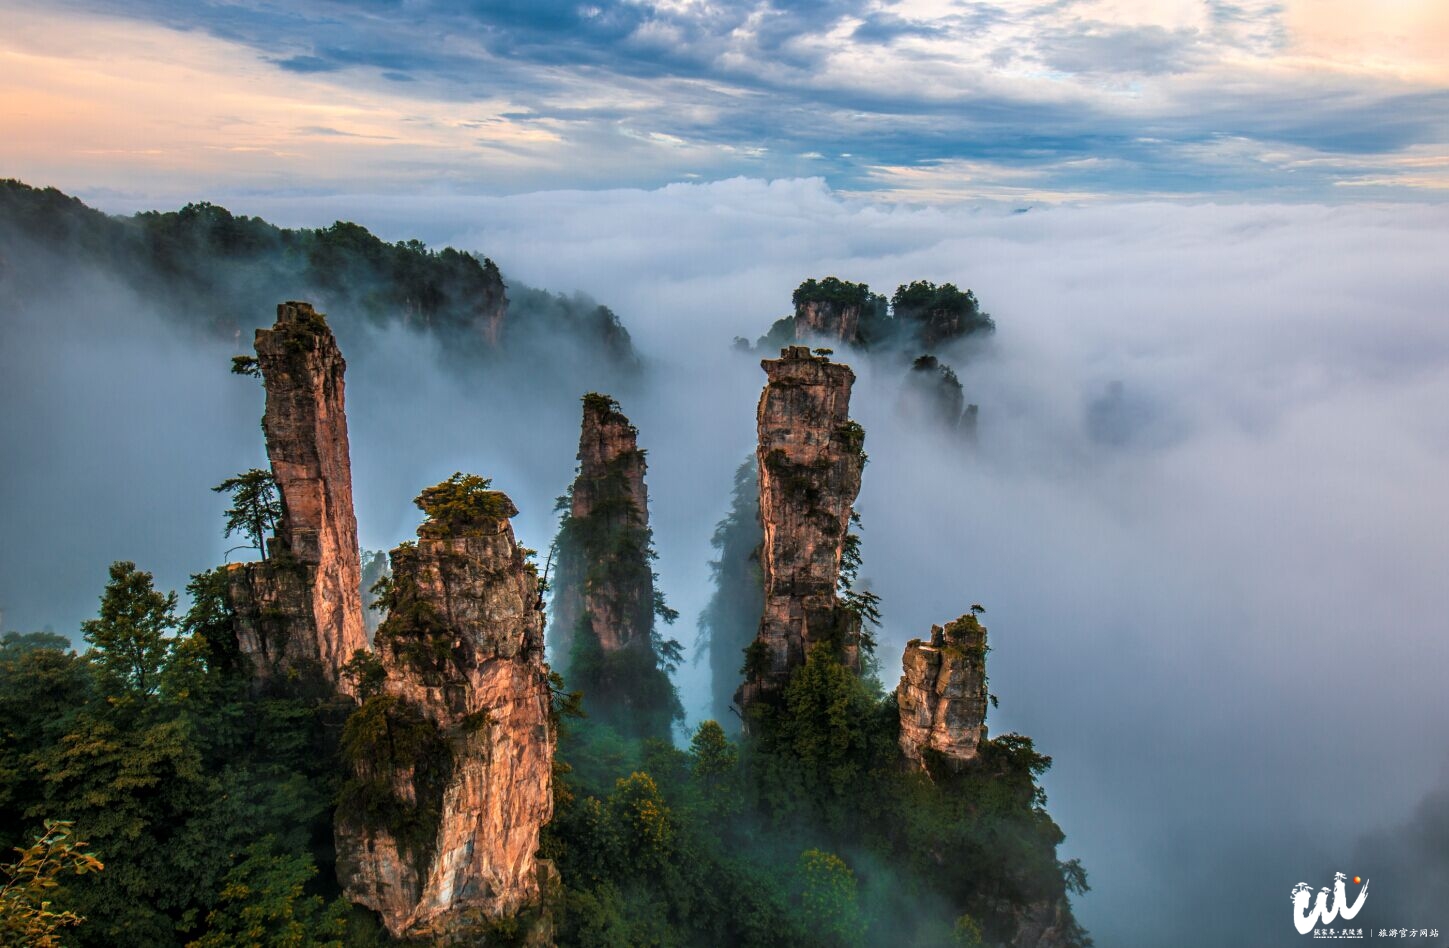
[{"xmin": 5, "ymin": 177, "xmax": 1449, "ymax": 944}]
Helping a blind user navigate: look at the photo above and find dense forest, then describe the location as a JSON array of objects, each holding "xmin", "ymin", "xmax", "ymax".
[{"xmin": 0, "ymin": 180, "xmax": 638, "ymax": 373}]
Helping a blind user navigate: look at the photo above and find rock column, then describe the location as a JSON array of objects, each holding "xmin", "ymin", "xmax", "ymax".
[
  {"xmin": 550, "ymin": 394, "xmax": 653, "ymax": 660},
  {"xmin": 896, "ymin": 614, "xmax": 989, "ymax": 771},
  {"xmin": 737, "ymin": 346, "xmax": 864, "ymax": 713},
  {"xmin": 336, "ymin": 489, "xmax": 554, "ymax": 939},
  {"xmin": 227, "ymin": 302, "xmax": 367, "ymax": 687}
]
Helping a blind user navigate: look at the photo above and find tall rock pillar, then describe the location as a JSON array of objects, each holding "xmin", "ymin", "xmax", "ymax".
[
  {"xmin": 549, "ymin": 394, "xmax": 680, "ymax": 740},
  {"xmin": 226, "ymin": 302, "xmax": 368, "ymax": 687},
  {"xmin": 336, "ymin": 478, "xmax": 554, "ymax": 939},
  {"xmin": 550, "ymin": 394, "xmax": 653, "ymax": 660},
  {"xmin": 737, "ymin": 346, "xmax": 865, "ymax": 714}
]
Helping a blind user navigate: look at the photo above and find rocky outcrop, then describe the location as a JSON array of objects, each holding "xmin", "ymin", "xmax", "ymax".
[
  {"xmin": 223, "ymin": 558, "xmax": 316, "ymax": 678},
  {"xmin": 336, "ymin": 483, "xmax": 554, "ymax": 940},
  {"xmin": 795, "ymin": 298, "xmax": 861, "ymax": 344},
  {"xmin": 896, "ymin": 614, "xmax": 989, "ymax": 771},
  {"xmin": 549, "ymin": 394, "xmax": 680, "ymax": 740},
  {"xmin": 737, "ymin": 347, "xmax": 865, "ymax": 712},
  {"xmin": 228, "ymin": 302, "xmax": 367, "ymax": 688}
]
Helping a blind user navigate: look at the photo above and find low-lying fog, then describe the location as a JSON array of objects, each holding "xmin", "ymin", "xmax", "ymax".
[{"xmin": 5, "ymin": 178, "xmax": 1448, "ymax": 945}]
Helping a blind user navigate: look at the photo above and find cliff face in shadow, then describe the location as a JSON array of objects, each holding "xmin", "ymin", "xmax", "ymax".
[
  {"xmin": 697, "ymin": 459, "xmax": 764, "ymax": 732},
  {"xmin": 549, "ymin": 394, "xmax": 682, "ymax": 741}
]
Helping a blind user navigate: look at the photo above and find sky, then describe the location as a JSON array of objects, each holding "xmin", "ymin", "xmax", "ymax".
[
  {"xmin": 3, "ymin": 0, "xmax": 1449, "ymax": 202},
  {"xmin": 5, "ymin": 2, "xmax": 1449, "ymax": 945}
]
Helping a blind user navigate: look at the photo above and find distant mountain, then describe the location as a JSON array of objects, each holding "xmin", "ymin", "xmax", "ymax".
[{"xmin": 0, "ymin": 179, "xmax": 639, "ymax": 371}]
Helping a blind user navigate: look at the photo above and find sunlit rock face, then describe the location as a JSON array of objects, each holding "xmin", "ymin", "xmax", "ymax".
[
  {"xmin": 897, "ymin": 614, "xmax": 989, "ymax": 772},
  {"xmin": 738, "ymin": 346, "xmax": 865, "ymax": 714},
  {"xmin": 227, "ymin": 302, "xmax": 367, "ymax": 688},
  {"xmin": 794, "ymin": 298, "xmax": 861, "ymax": 344},
  {"xmin": 335, "ymin": 494, "xmax": 554, "ymax": 940},
  {"xmin": 551, "ymin": 394, "xmax": 652, "ymax": 660}
]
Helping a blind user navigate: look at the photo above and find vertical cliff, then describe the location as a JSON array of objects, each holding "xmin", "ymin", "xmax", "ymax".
[
  {"xmin": 790, "ymin": 277, "xmax": 873, "ymax": 345},
  {"xmin": 335, "ymin": 474, "xmax": 554, "ymax": 940},
  {"xmin": 227, "ymin": 302, "xmax": 367, "ymax": 687},
  {"xmin": 896, "ymin": 613, "xmax": 989, "ymax": 772},
  {"xmin": 795, "ymin": 299, "xmax": 861, "ymax": 344},
  {"xmin": 738, "ymin": 347, "xmax": 866, "ymax": 713},
  {"xmin": 549, "ymin": 394, "xmax": 681, "ymax": 740}
]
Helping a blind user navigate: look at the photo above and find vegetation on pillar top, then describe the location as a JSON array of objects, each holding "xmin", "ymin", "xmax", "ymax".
[
  {"xmin": 581, "ymin": 391, "xmax": 623, "ymax": 416},
  {"xmin": 891, "ymin": 280, "xmax": 976, "ymax": 313},
  {"xmin": 414, "ymin": 472, "xmax": 518, "ymax": 538},
  {"xmin": 792, "ymin": 277, "xmax": 872, "ymax": 308}
]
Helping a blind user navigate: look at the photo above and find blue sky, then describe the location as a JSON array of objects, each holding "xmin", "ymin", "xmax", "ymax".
[{"xmin": 4, "ymin": 0, "xmax": 1449, "ymax": 202}]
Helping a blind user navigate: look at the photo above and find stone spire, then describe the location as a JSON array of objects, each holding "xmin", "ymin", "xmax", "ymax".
[
  {"xmin": 896, "ymin": 614, "xmax": 989, "ymax": 772},
  {"xmin": 548, "ymin": 394, "xmax": 680, "ymax": 740},
  {"xmin": 226, "ymin": 302, "xmax": 367, "ymax": 687},
  {"xmin": 551, "ymin": 393, "xmax": 652, "ymax": 659},
  {"xmin": 737, "ymin": 346, "xmax": 865, "ymax": 713},
  {"xmin": 335, "ymin": 480, "xmax": 554, "ymax": 940}
]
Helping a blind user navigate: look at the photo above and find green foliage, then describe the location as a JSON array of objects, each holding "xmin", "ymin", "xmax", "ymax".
[
  {"xmin": 0, "ymin": 561, "xmax": 353, "ymax": 946},
  {"xmin": 80, "ymin": 561, "xmax": 178, "ymax": 704},
  {"xmin": 414, "ymin": 472, "xmax": 516, "ymax": 538},
  {"xmin": 188, "ymin": 840, "xmax": 349, "ymax": 948},
  {"xmin": 0, "ymin": 180, "xmax": 642, "ymax": 370},
  {"xmin": 339, "ymin": 650, "xmax": 385, "ymax": 700},
  {"xmin": 230, "ymin": 355, "xmax": 261, "ymax": 378},
  {"xmin": 582, "ymin": 392, "xmax": 622, "ymax": 415},
  {"xmin": 0, "ymin": 820, "xmax": 103, "ymax": 948},
  {"xmin": 369, "ymin": 547, "xmax": 454, "ymax": 677},
  {"xmin": 213, "ymin": 469, "xmax": 281, "ymax": 560},
  {"xmin": 890, "ymin": 281, "xmax": 994, "ymax": 348},
  {"xmin": 337, "ymin": 695, "xmax": 452, "ymax": 870},
  {"xmin": 793, "ymin": 278, "xmax": 872, "ymax": 309},
  {"xmin": 953, "ymin": 914, "xmax": 985, "ymax": 947},
  {"xmin": 795, "ymin": 849, "xmax": 864, "ymax": 947},
  {"xmin": 549, "ymin": 405, "xmax": 683, "ymax": 742}
]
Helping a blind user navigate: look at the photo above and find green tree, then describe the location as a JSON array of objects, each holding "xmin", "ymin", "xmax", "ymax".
[
  {"xmin": 188, "ymin": 841, "xmax": 348, "ymax": 948},
  {"xmin": 688, "ymin": 721, "xmax": 741, "ymax": 818},
  {"xmin": 0, "ymin": 820, "xmax": 103, "ymax": 948},
  {"xmin": 213, "ymin": 469, "xmax": 281, "ymax": 561},
  {"xmin": 80, "ymin": 561, "xmax": 177, "ymax": 703},
  {"xmin": 795, "ymin": 849, "xmax": 863, "ymax": 947},
  {"xmin": 29, "ymin": 714, "xmax": 224, "ymax": 945},
  {"xmin": 414, "ymin": 473, "xmax": 514, "ymax": 537}
]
